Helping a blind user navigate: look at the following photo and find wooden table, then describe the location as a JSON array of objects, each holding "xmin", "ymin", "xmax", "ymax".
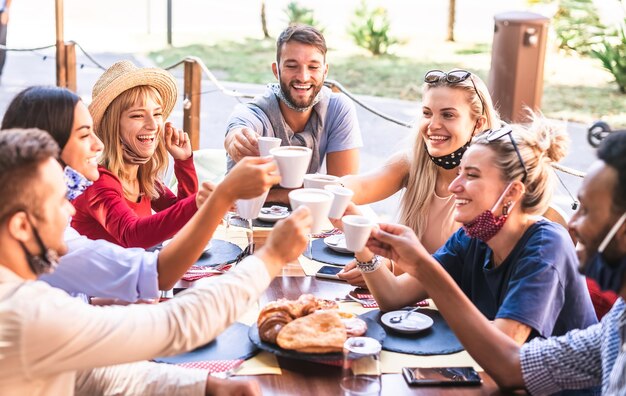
[{"xmin": 238, "ymin": 276, "xmax": 506, "ymax": 395}]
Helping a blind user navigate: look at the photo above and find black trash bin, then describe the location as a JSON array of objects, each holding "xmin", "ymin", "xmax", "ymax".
[{"xmin": 488, "ymin": 11, "xmax": 550, "ymax": 123}]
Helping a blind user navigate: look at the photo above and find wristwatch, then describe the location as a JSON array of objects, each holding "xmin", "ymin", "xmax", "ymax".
[{"xmin": 356, "ymin": 255, "xmax": 382, "ymax": 273}]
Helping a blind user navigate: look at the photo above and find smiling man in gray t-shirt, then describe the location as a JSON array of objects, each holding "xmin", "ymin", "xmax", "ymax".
[{"xmin": 224, "ymin": 25, "xmax": 362, "ymax": 204}]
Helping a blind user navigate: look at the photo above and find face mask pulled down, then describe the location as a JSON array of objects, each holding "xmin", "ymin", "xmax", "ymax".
[
  {"xmin": 582, "ymin": 212, "xmax": 626, "ymax": 293},
  {"xmin": 463, "ymin": 183, "xmax": 514, "ymax": 243},
  {"xmin": 19, "ymin": 216, "xmax": 60, "ymax": 276}
]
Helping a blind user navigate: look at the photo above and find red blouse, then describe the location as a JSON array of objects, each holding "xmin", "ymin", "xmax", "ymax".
[{"xmin": 71, "ymin": 157, "xmax": 198, "ymax": 248}]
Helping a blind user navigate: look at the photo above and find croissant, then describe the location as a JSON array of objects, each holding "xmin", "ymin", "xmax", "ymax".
[{"xmin": 257, "ymin": 300, "xmax": 296, "ymax": 343}]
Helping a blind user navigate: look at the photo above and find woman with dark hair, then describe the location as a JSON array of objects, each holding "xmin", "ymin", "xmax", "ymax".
[
  {"xmin": 1, "ymin": 85, "xmax": 280, "ymax": 302},
  {"xmin": 1, "ymin": 86, "xmax": 102, "ymax": 185}
]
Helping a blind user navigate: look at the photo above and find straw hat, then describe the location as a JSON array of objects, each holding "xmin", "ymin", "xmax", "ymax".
[{"xmin": 89, "ymin": 60, "xmax": 178, "ymax": 129}]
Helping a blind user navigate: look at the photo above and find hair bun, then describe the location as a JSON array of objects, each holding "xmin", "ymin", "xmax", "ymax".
[{"xmin": 525, "ymin": 115, "xmax": 569, "ymax": 163}]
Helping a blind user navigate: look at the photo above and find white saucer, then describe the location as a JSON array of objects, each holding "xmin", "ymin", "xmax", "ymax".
[
  {"xmin": 324, "ymin": 234, "xmax": 352, "ymax": 254},
  {"xmin": 257, "ymin": 206, "xmax": 289, "ymax": 223},
  {"xmin": 162, "ymin": 238, "xmax": 212, "ymax": 252},
  {"xmin": 381, "ymin": 310, "xmax": 434, "ymax": 334}
]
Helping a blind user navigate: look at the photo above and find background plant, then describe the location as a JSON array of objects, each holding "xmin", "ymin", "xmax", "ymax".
[
  {"xmin": 283, "ymin": 1, "xmax": 323, "ymax": 31},
  {"xmin": 591, "ymin": 19, "xmax": 626, "ymax": 93},
  {"xmin": 348, "ymin": 0, "xmax": 399, "ymax": 56},
  {"xmin": 552, "ymin": 0, "xmax": 605, "ymax": 55}
]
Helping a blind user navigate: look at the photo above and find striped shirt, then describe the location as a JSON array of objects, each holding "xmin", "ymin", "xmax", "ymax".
[{"xmin": 520, "ymin": 299, "xmax": 626, "ymax": 395}]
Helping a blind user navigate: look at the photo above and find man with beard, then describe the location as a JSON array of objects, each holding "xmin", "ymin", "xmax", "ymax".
[
  {"xmin": 365, "ymin": 131, "xmax": 626, "ymax": 394},
  {"xmin": 224, "ymin": 25, "xmax": 362, "ymax": 203},
  {"xmin": 0, "ymin": 128, "xmax": 312, "ymax": 395}
]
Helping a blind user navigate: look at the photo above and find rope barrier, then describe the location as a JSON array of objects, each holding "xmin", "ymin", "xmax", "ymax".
[
  {"xmin": 324, "ymin": 79, "xmax": 414, "ymax": 129},
  {"xmin": 69, "ymin": 41, "xmax": 107, "ymax": 71},
  {"xmin": 0, "ymin": 43, "xmax": 56, "ymax": 51}
]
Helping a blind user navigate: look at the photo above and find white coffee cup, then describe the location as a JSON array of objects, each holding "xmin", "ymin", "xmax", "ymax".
[
  {"xmin": 303, "ymin": 173, "xmax": 341, "ymax": 189},
  {"xmin": 342, "ymin": 215, "xmax": 375, "ymax": 252},
  {"xmin": 236, "ymin": 190, "xmax": 269, "ymax": 220},
  {"xmin": 288, "ymin": 188, "xmax": 334, "ymax": 234},
  {"xmin": 269, "ymin": 146, "xmax": 312, "ymax": 188},
  {"xmin": 258, "ymin": 136, "xmax": 282, "ymax": 157},
  {"xmin": 324, "ymin": 185, "xmax": 354, "ymax": 219}
]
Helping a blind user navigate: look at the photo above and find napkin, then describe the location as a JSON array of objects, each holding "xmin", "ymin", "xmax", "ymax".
[
  {"xmin": 312, "ymin": 228, "xmax": 343, "ymax": 239},
  {"xmin": 176, "ymin": 359, "xmax": 243, "ymax": 373},
  {"xmin": 354, "ymin": 293, "xmax": 430, "ymax": 309},
  {"xmin": 181, "ymin": 265, "xmax": 232, "ymax": 282}
]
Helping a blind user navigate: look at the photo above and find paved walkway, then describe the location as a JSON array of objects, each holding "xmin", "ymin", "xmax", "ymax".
[{"xmin": 0, "ymin": 49, "xmax": 594, "ymax": 220}]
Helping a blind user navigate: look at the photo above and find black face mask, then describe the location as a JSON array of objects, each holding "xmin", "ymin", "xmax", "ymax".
[
  {"xmin": 580, "ymin": 212, "xmax": 626, "ymax": 293},
  {"xmin": 19, "ymin": 217, "xmax": 59, "ymax": 276},
  {"xmin": 425, "ymin": 139, "xmax": 471, "ymax": 170}
]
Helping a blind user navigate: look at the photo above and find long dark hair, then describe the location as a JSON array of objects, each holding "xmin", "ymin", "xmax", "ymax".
[{"xmin": 1, "ymin": 86, "xmax": 81, "ymax": 150}]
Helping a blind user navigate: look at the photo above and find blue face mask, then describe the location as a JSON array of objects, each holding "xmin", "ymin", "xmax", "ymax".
[
  {"xmin": 64, "ymin": 165, "xmax": 93, "ymax": 201},
  {"xmin": 582, "ymin": 212, "xmax": 626, "ymax": 293}
]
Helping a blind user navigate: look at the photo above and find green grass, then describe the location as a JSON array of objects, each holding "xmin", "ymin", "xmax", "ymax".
[{"xmin": 150, "ymin": 38, "xmax": 626, "ymax": 126}]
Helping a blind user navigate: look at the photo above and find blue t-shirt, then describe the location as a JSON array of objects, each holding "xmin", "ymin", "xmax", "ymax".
[
  {"xmin": 225, "ymin": 88, "xmax": 362, "ymax": 172},
  {"xmin": 433, "ymin": 219, "xmax": 597, "ymax": 338}
]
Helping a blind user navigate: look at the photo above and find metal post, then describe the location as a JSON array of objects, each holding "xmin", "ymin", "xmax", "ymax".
[
  {"xmin": 55, "ymin": 0, "xmax": 66, "ymax": 87},
  {"xmin": 183, "ymin": 59, "xmax": 202, "ymax": 150},
  {"xmin": 167, "ymin": 0, "xmax": 172, "ymax": 46},
  {"xmin": 65, "ymin": 42, "xmax": 77, "ymax": 92}
]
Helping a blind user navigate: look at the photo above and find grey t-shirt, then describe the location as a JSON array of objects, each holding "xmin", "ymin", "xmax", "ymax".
[{"xmin": 225, "ymin": 88, "xmax": 363, "ymax": 172}]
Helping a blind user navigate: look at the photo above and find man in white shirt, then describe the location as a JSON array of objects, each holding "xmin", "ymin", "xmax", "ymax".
[{"xmin": 0, "ymin": 128, "xmax": 312, "ymax": 395}]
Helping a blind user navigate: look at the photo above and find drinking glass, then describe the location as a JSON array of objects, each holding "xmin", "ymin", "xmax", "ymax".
[{"xmin": 340, "ymin": 337, "xmax": 382, "ymax": 396}]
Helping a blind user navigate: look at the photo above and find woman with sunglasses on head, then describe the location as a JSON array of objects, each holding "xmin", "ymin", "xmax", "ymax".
[
  {"xmin": 361, "ymin": 116, "xmax": 597, "ymax": 344},
  {"xmin": 1, "ymin": 85, "xmax": 282, "ymax": 301},
  {"xmin": 70, "ymin": 61, "xmax": 200, "ymax": 249},
  {"xmin": 338, "ymin": 69, "xmax": 499, "ymax": 285}
]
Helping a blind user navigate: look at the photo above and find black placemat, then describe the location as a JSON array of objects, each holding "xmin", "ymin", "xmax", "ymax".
[
  {"xmin": 194, "ymin": 239, "xmax": 242, "ymax": 267},
  {"xmin": 248, "ymin": 314, "xmax": 386, "ymax": 362},
  {"xmin": 154, "ymin": 322, "xmax": 258, "ymax": 364},
  {"xmin": 229, "ymin": 215, "xmax": 277, "ymax": 228},
  {"xmin": 310, "ymin": 238, "xmax": 354, "ymax": 266},
  {"xmin": 361, "ymin": 309, "xmax": 464, "ymax": 355}
]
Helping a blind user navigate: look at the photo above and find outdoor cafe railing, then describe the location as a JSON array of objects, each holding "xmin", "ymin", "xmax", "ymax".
[{"xmin": 3, "ymin": 42, "xmax": 586, "ymax": 179}]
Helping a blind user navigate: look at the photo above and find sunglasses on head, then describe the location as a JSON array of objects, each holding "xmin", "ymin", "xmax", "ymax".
[
  {"xmin": 424, "ymin": 69, "xmax": 485, "ymax": 116},
  {"xmin": 485, "ymin": 125, "xmax": 528, "ymax": 183}
]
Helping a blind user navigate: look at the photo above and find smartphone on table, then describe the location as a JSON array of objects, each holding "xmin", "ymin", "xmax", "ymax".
[
  {"xmin": 315, "ymin": 265, "xmax": 344, "ymax": 280},
  {"xmin": 402, "ymin": 367, "xmax": 482, "ymax": 386}
]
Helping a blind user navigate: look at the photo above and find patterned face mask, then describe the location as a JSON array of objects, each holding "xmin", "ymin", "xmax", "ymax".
[
  {"xmin": 462, "ymin": 183, "xmax": 514, "ymax": 242},
  {"xmin": 425, "ymin": 139, "xmax": 471, "ymax": 170},
  {"xmin": 64, "ymin": 165, "xmax": 93, "ymax": 201}
]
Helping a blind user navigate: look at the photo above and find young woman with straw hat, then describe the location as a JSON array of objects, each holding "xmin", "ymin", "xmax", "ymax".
[{"xmin": 72, "ymin": 60, "xmax": 199, "ymax": 248}]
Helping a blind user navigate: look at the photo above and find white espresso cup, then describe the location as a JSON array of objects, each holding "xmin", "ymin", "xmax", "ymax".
[
  {"xmin": 269, "ymin": 146, "xmax": 312, "ymax": 188},
  {"xmin": 288, "ymin": 188, "xmax": 334, "ymax": 234},
  {"xmin": 342, "ymin": 215, "xmax": 375, "ymax": 252},
  {"xmin": 303, "ymin": 173, "xmax": 341, "ymax": 190},
  {"xmin": 324, "ymin": 184, "xmax": 354, "ymax": 219},
  {"xmin": 236, "ymin": 190, "xmax": 269, "ymax": 220},
  {"xmin": 258, "ymin": 136, "xmax": 282, "ymax": 157}
]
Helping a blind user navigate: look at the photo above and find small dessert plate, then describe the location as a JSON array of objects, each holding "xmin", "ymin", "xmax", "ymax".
[
  {"xmin": 258, "ymin": 206, "xmax": 290, "ymax": 222},
  {"xmin": 381, "ymin": 310, "xmax": 434, "ymax": 334},
  {"xmin": 323, "ymin": 234, "xmax": 352, "ymax": 254}
]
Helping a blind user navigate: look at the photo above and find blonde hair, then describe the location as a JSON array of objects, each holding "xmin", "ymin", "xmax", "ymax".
[
  {"xmin": 97, "ymin": 85, "xmax": 169, "ymax": 200},
  {"xmin": 472, "ymin": 113, "xmax": 569, "ymax": 215},
  {"xmin": 399, "ymin": 72, "xmax": 500, "ymax": 238}
]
